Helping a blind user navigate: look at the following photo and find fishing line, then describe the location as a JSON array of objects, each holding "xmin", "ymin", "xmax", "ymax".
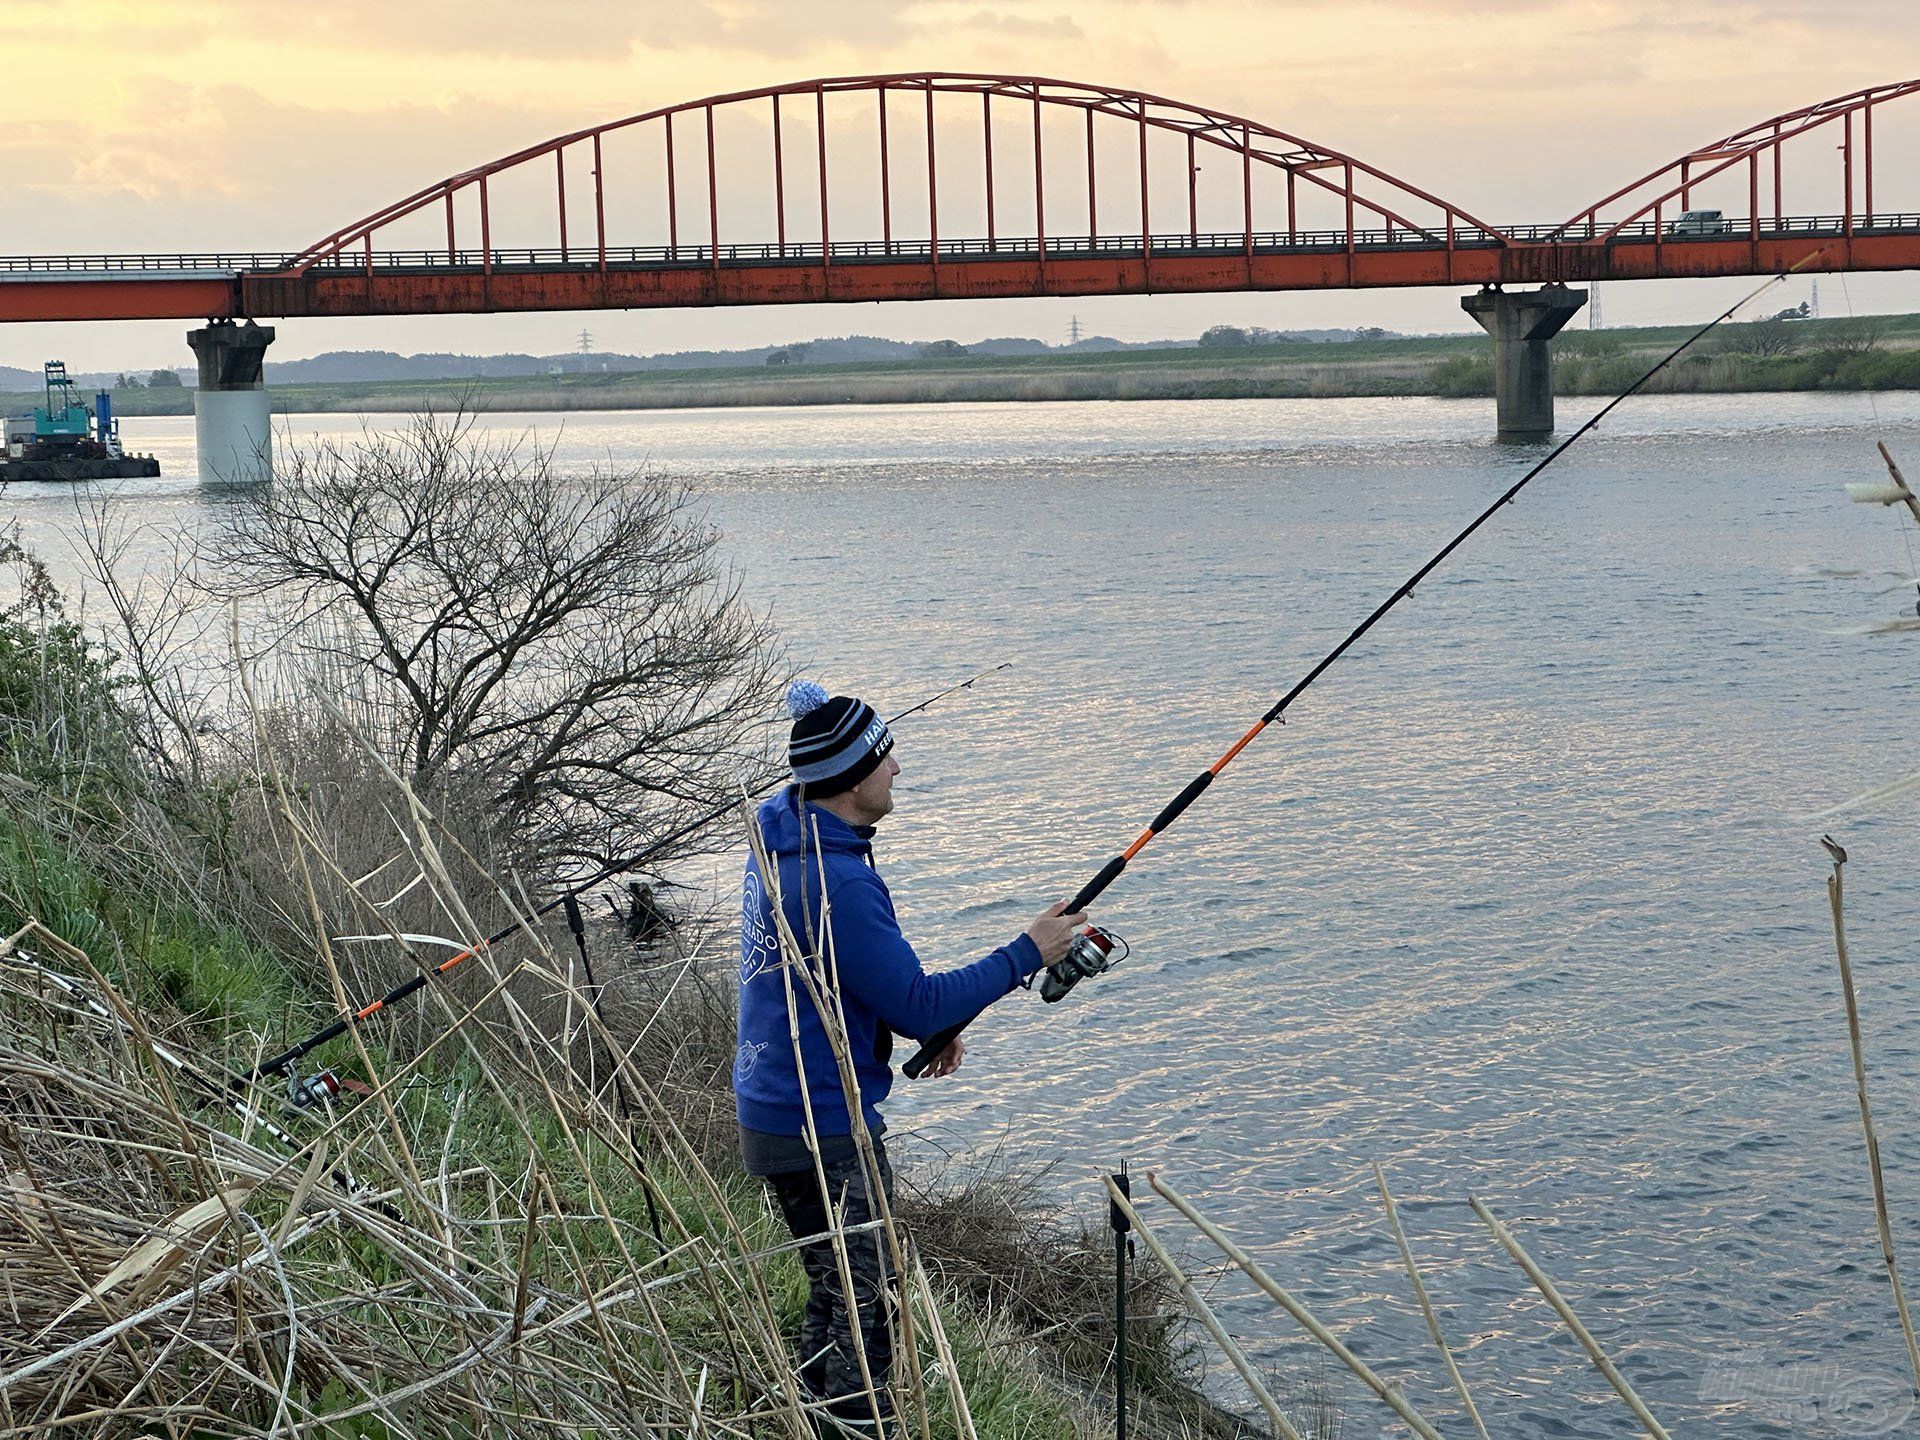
[{"xmin": 903, "ymin": 254, "xmax": 1830, "ymax": 1080}]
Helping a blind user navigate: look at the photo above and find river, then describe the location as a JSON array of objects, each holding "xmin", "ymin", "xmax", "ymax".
[{"xmin": 10, "ymin": 392, "xmax": 1920, "ymax": 1437}]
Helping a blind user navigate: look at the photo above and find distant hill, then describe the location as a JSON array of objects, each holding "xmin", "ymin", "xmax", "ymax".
[
  {"xmin": 258, "ymin": 335, "xmax": 1139, "ymax": 383},
  {"xmin": 1, "ymin": 327, "xmax": 1409, "ymax": 396},
  {"xmin": 256, "ymin": 329, "xmax": 1411, "ymax": 385},
  {"xmin": 0, "ymin": 365, "xmax": 181, "ymax": 392}
]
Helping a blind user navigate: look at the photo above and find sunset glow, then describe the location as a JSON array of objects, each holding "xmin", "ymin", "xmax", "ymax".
[{"xmin": 8, "ymin": 1, "xmax": 1920, "ymax": 364}]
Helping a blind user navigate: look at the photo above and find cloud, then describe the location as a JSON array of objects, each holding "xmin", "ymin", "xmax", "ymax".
[
  {"xmin": 0, "ymin": 1, "xmax": 680, "ymax": 61},
  {"xmin": 3, "ymin": 78, "xmax": 583, "ymax": 248},
  {"xmin": 3, "ymin": 0, "xmax": 1916, "ymax": 259},
  {"xmin": 947, "ymin": 10, "xmax": 1086, "ymax": 40},
  {"xmin": 119, "ymin": 0, "xmax": 916, "ymax": 62}
]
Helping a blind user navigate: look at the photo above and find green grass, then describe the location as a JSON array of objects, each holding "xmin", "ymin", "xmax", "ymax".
[
  {"xmin": 0, "ymin": 810, "xmax": 315, "ymax": 1039},
  {"xmin": 0, "ymin": 604, "xmax": 311, "ymax": 1041},
  {"xmin": 0, "ymin": 579, "xmax": 1157, "ymax": 1438}
]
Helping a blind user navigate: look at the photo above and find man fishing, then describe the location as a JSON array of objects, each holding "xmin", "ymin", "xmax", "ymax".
[{"xmin": 736, "ymin": 680, "xmax": 1087, "ymax": 1426}]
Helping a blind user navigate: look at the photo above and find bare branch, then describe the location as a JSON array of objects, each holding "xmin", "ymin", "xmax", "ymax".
[{"xmin": 206, "ymin": 414, "xmax": 784, "ymax": 879}]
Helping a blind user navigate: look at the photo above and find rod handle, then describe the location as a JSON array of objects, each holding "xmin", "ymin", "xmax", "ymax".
[
  {"xmin": 258, "ymin": 1018, "xmax": 348, "ymax": 1078},
  {"xmin": 903, "ymin": 850, "xmax": 1129, "ymax": 1078},
  {"xmin": 902, "ymin": 1021, "xmax": 960, "ymax": 1079},
  {"xmin": 1066, "ymin": 852, "xmax": 1128, "ymax": 914}
]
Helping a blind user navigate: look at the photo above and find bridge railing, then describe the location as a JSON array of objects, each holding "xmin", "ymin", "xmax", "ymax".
[
  {"xmin": 284, "ymin": 213, "xmax": 1920, "ymax": 270},
  {"xmin": 292, "ymin": 225, "xmax": 1513, "ymax": 271},
  {"xmin": 1502, "ymin": 213, "xmax": 1920, "ymax": 241},
  {"xmin": 3, "ymin": 213, "xmax": 1917, "ymax": 279},
  {"xmin": 0, "ymin": 253, "xmax": 301, "ymax": 275}
]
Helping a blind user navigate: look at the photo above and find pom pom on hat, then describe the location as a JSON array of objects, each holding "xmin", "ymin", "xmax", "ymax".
[{"xmin": 785, "ymin": 679, "xmax": 831, "ymax": 718}]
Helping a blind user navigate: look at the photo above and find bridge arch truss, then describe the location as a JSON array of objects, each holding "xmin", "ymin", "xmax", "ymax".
[
  {"xmin": 258, "ymin": 73, "xmax": 1511, "ymax": 314},
  {"xmin": 1550, "ymin": 80, "xmax": 1920, "ymax": 246},
  {"xmin": 8, "ymin": 76, "xmax": 1920, "ymax": 323}
]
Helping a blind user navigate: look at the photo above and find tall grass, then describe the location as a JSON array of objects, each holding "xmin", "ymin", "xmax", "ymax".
[
  {"xmin": 0, "ymin": 518, "xmax": 1272, "ymax": 1437},
  {"xmin": 0, "ymin": 669, "xmax": 1109, "ymax": 1437}
]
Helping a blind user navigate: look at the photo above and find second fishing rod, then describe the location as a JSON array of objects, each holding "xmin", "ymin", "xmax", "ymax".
[
  {"xmin": 255, "ymin": 660, "xmax": 1012, "ymax": 1087},
  {"xmin": 902, "ymin": 258, "xmax": 1824, "ymax": 1080}
]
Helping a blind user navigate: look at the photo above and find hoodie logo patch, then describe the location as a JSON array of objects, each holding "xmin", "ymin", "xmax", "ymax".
[
  {"xmin": 732, "ymin": 1039, "xmax": 767, "ymax": 1084},
  {"xmin": 741, "ymin": 867, "xmax": 781, "ymax": 983}
]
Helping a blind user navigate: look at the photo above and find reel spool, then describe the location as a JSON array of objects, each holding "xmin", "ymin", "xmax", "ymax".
[
  {"xmin": 287, "ymin": 1068, "xmax": 373, "ymax": 1109},
  {"xmin": 289, "ymin": 1068, "xmax": 342, "ymax": 1109},
  {"xmin": 1037, "ymin": 926, "xmax": 1129, "ymax": 1003}
]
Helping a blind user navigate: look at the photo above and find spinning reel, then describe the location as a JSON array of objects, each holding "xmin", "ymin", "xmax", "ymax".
[
  {"xmin": 1033, "ymin": 926, "xmax": 1129, "ymax": 1003},
  {"xmin": 289, "ymin": 1067, "xmax": 343, "ymax": 1109},
  {"xmin": 287, "ymin": 1067, "xmax": 374, "ymax": 1110}
]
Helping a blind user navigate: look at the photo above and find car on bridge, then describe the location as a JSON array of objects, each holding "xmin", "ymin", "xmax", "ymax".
[{"xmin": 1668, "ymin": 208, "xmax": 1732, "ymax": 236}]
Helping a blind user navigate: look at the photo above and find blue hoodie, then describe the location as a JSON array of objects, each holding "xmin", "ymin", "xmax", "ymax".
[{"xmin": 735, "ymin": 787, "xmax": 1043, "ymax": 1137}]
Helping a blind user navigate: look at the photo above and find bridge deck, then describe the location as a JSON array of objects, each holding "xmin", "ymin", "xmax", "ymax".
[{"xmin": 2, "ymin": 216, "xmax": 1915, "ymax": 323}]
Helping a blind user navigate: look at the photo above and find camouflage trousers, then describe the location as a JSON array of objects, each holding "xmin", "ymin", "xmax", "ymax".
[{"xmin": 765, "ymin": 1138, "xmax": 897, "ymax": 1411}]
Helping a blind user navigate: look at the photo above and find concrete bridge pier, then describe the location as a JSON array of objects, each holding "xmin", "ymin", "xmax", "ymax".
[
  {"xmin": 188, "ymin": 319, "xmax": 275, "ymax": 483},
  {"xmin": 1461, "ymin": 283, "xmax": 1587, "ymax": 439}
]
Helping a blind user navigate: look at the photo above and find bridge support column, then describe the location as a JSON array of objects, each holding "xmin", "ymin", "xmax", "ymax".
[
  {"xmin": 1461, "ymin": 283, "xmax": 1587, "ymax": 440},
  {"xmin": 188, "ymin": 319, "xmax": 274, "ymax": 484}
]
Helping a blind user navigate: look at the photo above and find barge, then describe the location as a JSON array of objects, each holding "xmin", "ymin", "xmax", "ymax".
[{"xmin": 2, "ymin": 363, "xmax": 160, "ymax": 481}]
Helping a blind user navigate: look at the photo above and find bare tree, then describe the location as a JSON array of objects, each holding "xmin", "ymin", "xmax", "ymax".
[
  {"xmin": 74, "ymin": 507, "xmax": 228, "ymax": 793},
  {"xmin": 1720, "ymin": 318, "xmax": 1801, "ymax": 359},
  {"xmin": 210, "ymin": 415, "xmax": 783, "ymax": 877},
  {"xmin": 1821, "ymin": 315, "xmax": 1884, "ymax": 356}
]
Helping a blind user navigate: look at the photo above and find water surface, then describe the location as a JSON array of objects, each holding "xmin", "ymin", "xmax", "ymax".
[{"xmin": 12, "ymin": 392, "xmax": 1920, "ymax": 1436}]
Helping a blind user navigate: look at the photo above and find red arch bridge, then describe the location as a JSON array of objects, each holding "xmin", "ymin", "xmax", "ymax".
[{"xmin": 5, "ymin": 74, "xmax": 1920, "ymax": 436}]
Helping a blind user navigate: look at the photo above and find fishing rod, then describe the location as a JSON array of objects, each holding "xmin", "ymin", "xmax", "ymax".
[
  {"xmin": 2, "ymin": 929, "xmax": 322, "ymax": 1158},
  {"xmin": 0, "ymin": 925, "xmax": 398, "ymax": 1223},
  {"xmin": 254, "ymin": 660, "xmax": 1013, "ymax": 1085},
  {"xmin": 902, "ymin": 256, "xmax": 1828, "ymax": 1080}
]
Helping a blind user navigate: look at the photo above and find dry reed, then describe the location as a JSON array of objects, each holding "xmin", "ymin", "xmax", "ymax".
[
  {"xmin": 1148, "ymin": 1173, "xmax": 1446, "ymax": 1440},
  {"xmin": 1104, "ymin": 1175, "xmax": 1301, "ymax": 1440},
  {"xmin": 0, "ymin": 916, "xmax": 833, "ymax": 1437},
  {"xmin": 1467, "ymin": 1194, "xmax": 1673, "ymax": 1440},
  {"xmin": 1821, "ymin": 835, "xmax": 1920, "ymax": 1391},
  {"xmin": 1370, "ymin": 1161, "xmax": 1491, "ymax": 1440}
]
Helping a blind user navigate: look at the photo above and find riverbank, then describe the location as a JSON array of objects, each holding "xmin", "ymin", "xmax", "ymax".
[{"xmin": 25, "ymin": 311, "xmax": 1920, "ymax": 418}]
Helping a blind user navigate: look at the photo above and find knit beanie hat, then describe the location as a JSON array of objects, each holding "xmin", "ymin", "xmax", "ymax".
[{"xmin": 786, "ymin": 680, "xmax": 894, "ymax": 797}]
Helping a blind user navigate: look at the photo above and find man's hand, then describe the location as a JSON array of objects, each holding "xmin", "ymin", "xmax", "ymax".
[
  {"xmin": 916, "ymin": 1036, "xmax": 965, "ymax": 1078},
  {"xmin": 1025, "ymin": 901, "xmax": 1090, "ymax": 966}
]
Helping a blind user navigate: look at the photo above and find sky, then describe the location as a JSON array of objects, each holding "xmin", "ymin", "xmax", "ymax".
[{"xmin": 6, "ymin": 0, "xmax": 1920, "ymax": 371}]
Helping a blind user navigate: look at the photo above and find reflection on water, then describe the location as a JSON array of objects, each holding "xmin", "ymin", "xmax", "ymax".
[{"xmin": 13, "ymin": 391, "xmax": 1920, "ymax": 1436}]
